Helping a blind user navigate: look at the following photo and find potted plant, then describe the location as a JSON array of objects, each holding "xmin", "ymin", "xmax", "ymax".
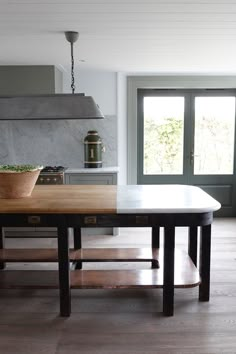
[{"xmin": 0, "ymin": 165, "xmax": 43, "ymax": 198}]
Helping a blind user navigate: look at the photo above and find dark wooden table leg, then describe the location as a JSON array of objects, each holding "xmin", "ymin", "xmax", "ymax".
[
  {"xmin": 199, "ymin": 224, "xmax": 211, "ymax": 301},
  {"xmin": 57, "ymin": 226, "xmax": 71, "ymax": 317},
  {"xmin": 152, "ymin": 227, "xmax": 160, "ymax": 268},
  {"xmin": 163, "ymin": 226, "xmax": 175, "ymax": 316},
  {"xmin": 188, "ymin": 226, "xmax": 198, "ymax": 266},
  {"xmin": 72, "ymin": 227, "xmax": 82, "ymax": 270},
  {"xmin": 0, "ymin": 227, "xmax": 5, "ymax": 269}
]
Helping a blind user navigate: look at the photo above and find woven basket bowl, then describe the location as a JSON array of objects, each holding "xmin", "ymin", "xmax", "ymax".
[{"xmin": 0, "ymin": 169, "xmax": 41, "ymax": 198}]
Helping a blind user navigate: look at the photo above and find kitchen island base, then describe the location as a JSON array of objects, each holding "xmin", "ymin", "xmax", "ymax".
[{"xmin": 0, "ymin": 185, "xmax": 220, "ymax": 317}]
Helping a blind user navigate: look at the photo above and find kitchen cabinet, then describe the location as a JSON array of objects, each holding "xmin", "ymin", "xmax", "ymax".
[
  {"xmin": 65, "ymin": 172, "xmax": 117, "ymax": 185},
  {"xmin": 0, "ymin": 65, "xmax": 62, "ymax": 95},
  {"xmin": 65, "ymin": 167, "xmax": 119, "ymax": 236}
]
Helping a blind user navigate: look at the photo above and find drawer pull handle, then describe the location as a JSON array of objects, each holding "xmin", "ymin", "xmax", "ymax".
[
  {"xmin": 84, "ymin": 216, "xmax": 97, "ymax": 225},
  {"xmin": 28, "ymin": 216, "xmax": 41, "ymax": 224}
]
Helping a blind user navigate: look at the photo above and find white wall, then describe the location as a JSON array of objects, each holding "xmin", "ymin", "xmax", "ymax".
[
  {"xmin": 63, "ymin": 67, "xmax": 128, "ymax": 183},
  {"xmin": 62, "ymin": 68, "xmax": 118, "ymax": 169},
  {"xmin": 117, "ymin": 72, "xmax": 128, "ymax": 185},
  {"xmin": 63, "ymin": 68, "xmax": 117, "ymax": 116}
]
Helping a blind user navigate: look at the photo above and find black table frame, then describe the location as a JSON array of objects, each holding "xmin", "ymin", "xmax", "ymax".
[{"xmin": 0, "ymin": 211, "xmax": 213, "ymax": 317}]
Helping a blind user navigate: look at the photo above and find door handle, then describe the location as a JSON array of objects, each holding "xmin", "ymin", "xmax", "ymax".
[{"xmin": 190, "ymin": 151, "xmax": 199, "ymax": 165}]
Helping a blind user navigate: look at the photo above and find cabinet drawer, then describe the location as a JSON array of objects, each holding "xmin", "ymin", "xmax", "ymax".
[{"xmin": 65, "ymin": 173, "xmax": 116, "ymax": 185}]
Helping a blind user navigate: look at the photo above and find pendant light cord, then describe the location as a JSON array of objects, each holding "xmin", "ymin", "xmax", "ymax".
[
  {"xmin": 65, "ymin": 31, "xmax": 79, "ymax": 95},
  {"xmin": 70, "ymin": 42, "xmax": 75, "ymax": 94}
]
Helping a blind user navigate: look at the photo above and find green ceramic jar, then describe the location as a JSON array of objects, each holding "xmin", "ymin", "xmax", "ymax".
[{"xmin": 84, "ymin": 130, "xmax": 103, "ymax": 168}]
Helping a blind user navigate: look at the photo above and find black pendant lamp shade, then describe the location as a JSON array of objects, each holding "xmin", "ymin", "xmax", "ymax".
[{"xmin": 0, "ymin": 31, "xmax": 104, "ymax": 120}]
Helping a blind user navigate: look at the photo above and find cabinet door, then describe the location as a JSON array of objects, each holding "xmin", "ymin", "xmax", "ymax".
[{"xmin": 65, "ymin": 173, "xmax": 116, "ymax": 185}]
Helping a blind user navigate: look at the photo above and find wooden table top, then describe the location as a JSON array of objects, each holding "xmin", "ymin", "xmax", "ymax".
[{"xmin": 0, "ymin": 185, "xmax": 117, "ymax": 214}]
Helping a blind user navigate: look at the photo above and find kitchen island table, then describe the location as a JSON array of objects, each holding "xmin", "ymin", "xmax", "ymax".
[{"xmin": 0, "ymin": 184, "xmax": 221, "ymax": 317}]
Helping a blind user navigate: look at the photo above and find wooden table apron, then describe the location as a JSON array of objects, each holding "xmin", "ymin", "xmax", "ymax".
[{"xmin": 0, "ymin": 210, "xmax": 213, "ymax": 317}]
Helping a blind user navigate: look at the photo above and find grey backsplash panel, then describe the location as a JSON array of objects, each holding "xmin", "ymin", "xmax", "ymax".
[{"xmin": 0, "ymin": 115, "xmax": 117, "ymax": 167}]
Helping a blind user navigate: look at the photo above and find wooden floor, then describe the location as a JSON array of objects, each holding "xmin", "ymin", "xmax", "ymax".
[{"xmin": 0, "ymin": 218, "xmax": 236, "ymax": 354}]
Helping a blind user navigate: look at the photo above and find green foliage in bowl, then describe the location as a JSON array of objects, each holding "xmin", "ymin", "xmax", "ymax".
[{"xmin": 0, "ymin": 165, "xmax": 43, "ymax": 173}]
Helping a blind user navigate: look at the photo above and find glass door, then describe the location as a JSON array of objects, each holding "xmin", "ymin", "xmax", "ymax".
[
  {"xmin": 189, "ymin": 94, "xmax": 236, "ymax": 215},
  {"xmin": 137, "ymin": 89, "xmax": 191, "ymax": 184},
  {"xmin": 143, "ymin": 96, "xmax": 184, "ymax": 175},
  {"xmin": 137, "ymin": 89, "xmax": 236, "ymax": 216},
  {"xmin": 193, "ymin": 96, "xmax": 235, "ymax": 176}
]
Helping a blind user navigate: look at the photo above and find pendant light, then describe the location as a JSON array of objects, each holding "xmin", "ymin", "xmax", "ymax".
[{"xmin": 0, "ymin": 31, "xmax": 104, "ymax": 120}]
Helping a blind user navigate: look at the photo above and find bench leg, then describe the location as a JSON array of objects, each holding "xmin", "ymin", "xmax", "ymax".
[
  {"xmin": 151, "ymin": 227, "xmax": 160, "ymax": 268},
  {"xmin": 0, "ymin": 227, "xmax": 5, "ymax": 269},
  {"xmin": 199, "ymin": 224, "xmax": 211, "ymax": 302},
  {"xmin": 188, "ymin": 226, "xmax": 198, "ymax": 266},
  {"xmin": 58, "ymin": 227, "xmax": 71, "ymax": 317},
  {"xmin": 163, "ymin": 226, "xmax": 175, "ymax": 316},
  {"xmin": 72, "ymin": 227, "xmax": 82, "ymax": 270}
]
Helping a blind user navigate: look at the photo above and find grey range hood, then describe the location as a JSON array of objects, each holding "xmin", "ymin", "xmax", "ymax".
[{"xmin": 0, "ymin": 94, "xmax": 104, "ymax": 120}]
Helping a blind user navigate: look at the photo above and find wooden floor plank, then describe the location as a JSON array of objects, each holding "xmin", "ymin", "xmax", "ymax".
[
  {"xmin": 0, "ymin": 270, "xmax": 59, "ymax": 289},
  {"xmin": 0, "ymin": 219, "xmax": 236, "ymax": 354}
]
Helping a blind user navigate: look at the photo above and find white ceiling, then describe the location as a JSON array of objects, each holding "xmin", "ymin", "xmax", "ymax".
[{"xmin": 1, "ymin": 0, "xmax": 236, "ymax": 73}]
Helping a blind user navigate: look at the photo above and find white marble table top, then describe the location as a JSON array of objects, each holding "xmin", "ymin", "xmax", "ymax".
[{"xmin": 116, "ymin": 185, "xmax": 221, "ymax": 214}]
